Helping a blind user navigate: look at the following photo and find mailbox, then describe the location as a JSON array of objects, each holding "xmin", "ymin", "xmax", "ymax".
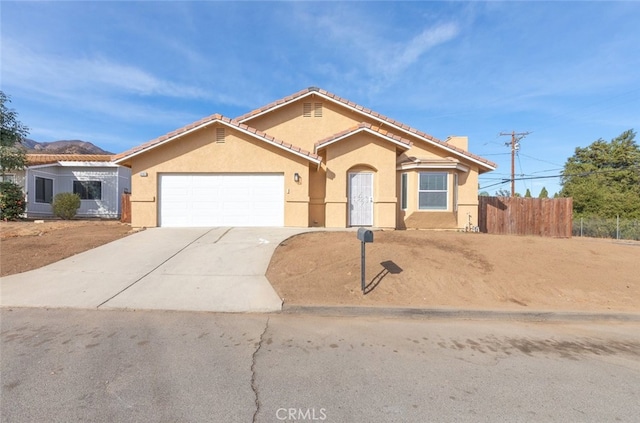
[
  {"xmin": 356, "ymin": 228, "xmax": 373, "ymax": 293},
  {"xmin": 357, "ymin": 228, "xmax": 374, "ymax": 243}
]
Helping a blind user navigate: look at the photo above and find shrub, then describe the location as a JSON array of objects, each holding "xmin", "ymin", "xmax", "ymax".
[
  {"xmin": 0, "ymin": 181, "xmax": 26, "ymax": 220},
  {"xmin": 52, "ymin": 192, "xmax": 81, "ymax": 220}
]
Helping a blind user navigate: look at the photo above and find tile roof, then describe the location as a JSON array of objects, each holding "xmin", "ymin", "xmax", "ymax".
[
  {"xmin": 113, "ymin": 114, "xmax": 321, "ymax": 164},
  {"xmin": 27, "ymin": 154, "xmax": 114, "ymax": 166},
  {"xmin": 237, "ymin": 87, "xmax": 496, "ymax": 170},
  {"xmin": 315, "ymin": 123, "xmax": 413, "ymax": 152}
]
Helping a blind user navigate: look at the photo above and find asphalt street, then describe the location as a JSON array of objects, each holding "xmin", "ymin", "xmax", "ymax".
[{"xmin": 2, "ymin": 308, "xmax": 639, "ymax": 422}]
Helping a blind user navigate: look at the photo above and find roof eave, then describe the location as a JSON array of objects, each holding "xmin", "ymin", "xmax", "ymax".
[
  {"xmin": 114, "ymin": 118, "xmax": 321, "ymax": 166},
  {"xmin": 315, "ymin": 127, "xmax": 412, "ymax": 153}
]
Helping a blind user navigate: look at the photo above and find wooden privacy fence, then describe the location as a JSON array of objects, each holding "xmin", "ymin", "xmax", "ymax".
[
  {"xmin": 478, "ymin": 196, "xmax": 573, "ymax": 237},
  {"xmin": 121, "ymin": 193, "xmax": 131, "ymax": 223}
]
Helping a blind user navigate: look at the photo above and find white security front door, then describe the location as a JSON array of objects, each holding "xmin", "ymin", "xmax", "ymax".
[
  {"xmin": 348, "ymin": 172, "xmax": 373, "ymax": 226},
  {"xmin": 159, "ymin": 174, "xmax": 284, "ymax": 227}
]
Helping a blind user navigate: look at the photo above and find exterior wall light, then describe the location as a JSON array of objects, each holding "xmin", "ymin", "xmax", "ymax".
[{"xmin": 294, "ymin": 172, "xmax": 300, "ymax": 183}]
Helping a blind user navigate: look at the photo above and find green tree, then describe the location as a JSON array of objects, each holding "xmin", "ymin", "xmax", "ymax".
[
  {"xmin": 560, "ymin": 129, "xmax": 640, "ymax": 218},
  {"xmin": 0, "ymin": 181, "xmax": 26, "ymax": 220},
  {"xmin": 538, "ymin": 187, "xmax": 549, "ymax": 199},
  {"xmin": 0, "ymin": 91, "xmax": 29, "ymax": 220},
  {"xmin": 524, "ymin": 188, "xmax": 532, "ymax": 198},
  {"xmin": 1, "ymin": 91, "xmax": 29, "ymax": 177}
]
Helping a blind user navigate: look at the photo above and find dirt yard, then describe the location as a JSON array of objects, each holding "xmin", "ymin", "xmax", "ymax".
[
  {"xmin": 2, "ymin": 221, "xmax": 638, "ymax": 313},
  {"xmin": 267, "ymin": 231, "xmax": 640, "ymax": 313},
  {"xmin": 0, "ymin": 220, "xmax": 133, "ymax": 277}
]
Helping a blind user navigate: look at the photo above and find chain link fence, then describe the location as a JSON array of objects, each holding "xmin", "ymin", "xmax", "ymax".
[{"xmin": 573, "ymin": 216, "xmax": 640, "ymax": 241}]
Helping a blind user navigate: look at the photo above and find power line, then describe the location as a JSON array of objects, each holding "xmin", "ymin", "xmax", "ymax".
[
  {"xmin": 479, "ymin": 164, "xmax": 640, "ymax": 190},
  {"xmin": 516, "ymin": 151, "xmax": 528, "ymax": 192},
  {"xmin": 518, "ymin": 153, "xmax": 564, "ymax": 167}
]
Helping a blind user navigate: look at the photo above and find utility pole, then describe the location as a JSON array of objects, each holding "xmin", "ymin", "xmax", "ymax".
[{"xmin": 500, "ymin": 131, "xmax": 531, "ymax": 196}]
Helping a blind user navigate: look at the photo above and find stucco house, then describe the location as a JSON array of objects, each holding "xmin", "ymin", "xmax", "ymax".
[
  {"xmin": 7, "ymin": 154, "xmax": 131, "ymax": 219},
  {"xmin": 114, "ymin": 87, "xmax": 496, "ymax": 229}
]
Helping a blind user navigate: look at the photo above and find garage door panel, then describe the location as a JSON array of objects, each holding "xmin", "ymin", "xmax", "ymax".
[{"xmin": 159, "ymin": 174, "xmax": 284, "ymax": 227}]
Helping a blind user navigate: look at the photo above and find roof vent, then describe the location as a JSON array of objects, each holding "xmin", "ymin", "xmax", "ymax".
[
  {"xmin": 303, "ymin": 103, "xmax": 312, "ymax": 117},
  {"xmin": 216, "ymin": 127, "xmax": 225, "ymax": 143}
]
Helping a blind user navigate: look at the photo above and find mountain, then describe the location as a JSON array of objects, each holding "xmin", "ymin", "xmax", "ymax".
[{"xmin": 22, "ymin": 139, "xmax": 113, "ymax": 155}]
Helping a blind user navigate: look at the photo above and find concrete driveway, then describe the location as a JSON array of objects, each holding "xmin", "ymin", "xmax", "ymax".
[{"xmin": 0, "ymin": 227, "xmax": 309, "ymax": 312}]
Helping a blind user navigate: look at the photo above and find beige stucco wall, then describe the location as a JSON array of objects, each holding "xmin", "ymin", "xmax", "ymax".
[
  {"xmin": 320, "ymin": 133, "xmax": 398, "ymax": 228},
  {"xmin": 446, "ymin": 136, "xmax": 468, "ymax": 151},
  {"xmin": 122, "ymin": 123, "xmax": 312, "ymax": 228},
  {"xmin": 308, "ymin": 165, "xmax": 326, "ymax": 227},
  {"xmin": 456, "ymin": 166, "xmax": 480, "ymax": 228},
  {"xmin": 244, "ymin": 97, "xmax": 381, "ymax": 152}
]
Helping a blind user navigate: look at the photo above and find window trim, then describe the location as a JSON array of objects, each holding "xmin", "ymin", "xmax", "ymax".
[
  {"xmin": 400, "ymin": 173, "xmax": 408, "ymax": 210},
  {"xmin": 35, "ymin": 176, "xmax": 54, "ymax": 204},
  {"xmin": 73, "ymin": 180, "xmax": 102, "ymax": 200},
  {"xmin": 418, "ymin": 172, "xmax": 448, "ymax": 211},
  {"xmin": 453, "ymin": 173, "xmax": 458, "ymax": 212}
]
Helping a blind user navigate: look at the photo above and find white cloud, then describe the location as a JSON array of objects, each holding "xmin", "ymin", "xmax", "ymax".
[
  {"xmin": 385, "ymin": 23, "xmax": 459, "ymax": 76},
  {"xmin": 293, "ymin": 6, "xmax": 459, "ymax": 91},
  {"xmin": 1, "ymin": 39, "xmax": 207, "ymax": 100}
]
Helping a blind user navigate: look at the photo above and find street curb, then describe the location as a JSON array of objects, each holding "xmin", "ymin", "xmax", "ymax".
[{"xmin": 281, "ymin": 305, "xmax": 640, "ymax": 322}]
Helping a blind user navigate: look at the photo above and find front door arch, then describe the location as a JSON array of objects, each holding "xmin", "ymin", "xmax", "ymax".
[{"xmin": 348, "ymin": 172, "xmax": 373, "ymax": 226}]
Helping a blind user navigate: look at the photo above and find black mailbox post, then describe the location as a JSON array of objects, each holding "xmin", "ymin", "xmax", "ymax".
[{"xmin": 357, "ymin": 228, "xmax": 374, "ymax": 293}]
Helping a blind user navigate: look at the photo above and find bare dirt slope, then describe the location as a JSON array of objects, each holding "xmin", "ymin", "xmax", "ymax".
[
  {"xmin": 1, "ymin": 220, "xmax": 133, "ymax": 277},
  {"xmin": 2, "ymin": 222, "xmax": 638, "ymax": 313},
  {"xmin": 267, "ymin": 231, "xmax": 640, "ymax": 312}
]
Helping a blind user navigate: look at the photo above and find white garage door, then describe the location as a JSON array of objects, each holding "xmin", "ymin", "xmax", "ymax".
[{"xmin": 159, "ymin": 174, "xmax": 284, "ymax": 227}]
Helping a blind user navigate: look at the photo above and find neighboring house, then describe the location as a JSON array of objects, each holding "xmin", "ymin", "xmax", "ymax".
[
  {"xmin": 9, "ymin": 154, "xmax": 131, "ymax": 219},
  {"xmin": 114, "ymin": 87, "xmax": 496, "ymax": 229}
]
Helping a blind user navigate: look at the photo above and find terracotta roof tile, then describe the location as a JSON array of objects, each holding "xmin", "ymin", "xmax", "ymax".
[
  {"xmin": 27, "ymin": 154, "xmax": 114, "ymax": 166},
  {"xmin": 314, "ymin": 123, "xmax": 413, "ymax": 151}
]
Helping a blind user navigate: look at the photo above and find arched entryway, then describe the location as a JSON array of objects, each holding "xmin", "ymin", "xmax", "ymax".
[{"xmin": 348, "ymin": 166, "xmax": 376, "ymax": 226}]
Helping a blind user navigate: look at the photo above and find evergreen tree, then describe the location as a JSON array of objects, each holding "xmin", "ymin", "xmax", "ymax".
[
  {"xmin": 560, "ymin": 129, "xmax": 640, "ymax": 217},
  {"xmin": 538, "ymin": 187, "xmax": 549, "ymax": 199},
  {"xmin": 524, "ymin": 188, "xmax": 532, "ymax": 198}
]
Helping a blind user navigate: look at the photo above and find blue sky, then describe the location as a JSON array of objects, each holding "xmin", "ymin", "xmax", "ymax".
[{"xmin": 2, "ymin": 1, "xmax": 639, "ymax": 196}]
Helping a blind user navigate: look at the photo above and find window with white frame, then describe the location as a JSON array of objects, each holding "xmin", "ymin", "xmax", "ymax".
[
  {"xmin": 1, "ymin": 174, "xmax": 16, "ymax": 182},
  {"xmin": 418, "ymin": 172, "xmax": 447, "ymax": 210},
  {"xmin": 73, "ymin": 180, "xmax": 102, "ymax": 200},
  {"xmin": 35, "ymin": 176, "xmax": 53, "ymax": 203}
]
